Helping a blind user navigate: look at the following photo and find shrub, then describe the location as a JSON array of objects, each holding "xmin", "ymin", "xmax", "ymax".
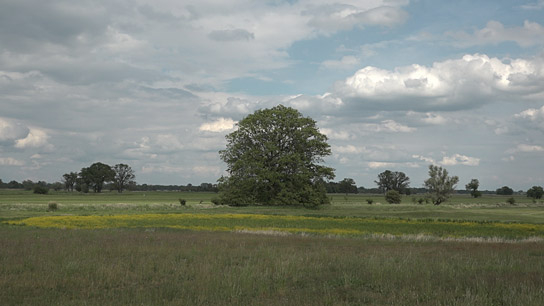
[
  {"xmin": 366, "ymin": 199, "xmax": 374, "ymax": 204},
  {"xmin": 211, "ymin": 198, "xmax": 221, "ymax": 205},
  {"xmin": 48, "ymin": 202, "xmax": 58, "ymax": 211},
  {"xmin": 179, "ymin": 199, "xmax": 186, "ymax": 206},
  {"xmin": 33, "ymin": 186, "xmax": 49, "ymax": 194},
  {"xmin": 385, "ymin": 190, "xmax": 402, "ymax": 204},
  {"xmin": 417, "ymin": 198, "xmax": 425, "ymax": 204},
  {"xmin": 507, "ymin": 197, "xmax": 516, "ymax": 205}
]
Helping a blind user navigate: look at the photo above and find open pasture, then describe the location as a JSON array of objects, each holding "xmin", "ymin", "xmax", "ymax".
[{"xmin": 2, "ymin": 190, "xmax": 544, "ymax": 305}]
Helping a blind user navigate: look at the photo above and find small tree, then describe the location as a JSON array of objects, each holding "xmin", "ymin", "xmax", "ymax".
[
  {"xmin": 424, "ymin": 165, "xmax": 459, "ymax": 205},
  {"xmin": 112, "ymin": 164, "xmax": 136, "ymax": 193},
  {"xmin": 385, "ymin": 190, "xmax": 402, "ymax": 204},
  {"xmin": 527, "ymin": 186, "xmax": 544, "ymax": 200},
  {"xmin": 465, "ymin": 179, "xmax": 481, "ymax": 198}
]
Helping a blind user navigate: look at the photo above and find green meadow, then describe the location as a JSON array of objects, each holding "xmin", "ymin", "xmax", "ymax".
[{"xmin": 2, "ymin": 190, "xmax": 544, "ymax": 305}]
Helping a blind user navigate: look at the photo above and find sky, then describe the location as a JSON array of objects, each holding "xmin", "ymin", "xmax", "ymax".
[{"xmin": 1, "ymin": 0, "xmax": 543, "ymax": 191}]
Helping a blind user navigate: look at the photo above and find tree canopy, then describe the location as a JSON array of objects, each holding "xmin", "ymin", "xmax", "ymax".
[
  {"xmin": 112, "ymin": 164, "xmax": 136, "ymax": 193},
  {"xmin": 465, "ymin": 179, "xmax": 481, "ymax": 198},
  {"xmin": 375, "ymin": 170, "xmax": 410, "ymax": 194},
  {"xmin": 527, "ymin": 186, "xmax": 543, "ymax": 200},
  {"xmin": 218, "ymin": 105, "xmax": 335, "ymax": 207},
  {"xmin": 79, "ymin": 162, "xmax": 115, "ymax": 193}
]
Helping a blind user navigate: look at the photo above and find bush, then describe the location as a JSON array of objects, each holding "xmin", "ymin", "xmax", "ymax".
[
  {"xmin": 385, "ymin": 190, "xmax": 402, "ymax": 204},
  {"xmin": 179, "ymin": 199, "xmax": 186, "ymax": 206},
  {"xmin": 366, "ymin": 199, "xmax": 374, "ymax": 204},
  {"xmin": 507, "ymin": 197, "xmax": 516, "ymax": 205},
  {"xmin": 48, "ymin": 202, "xmax": 58, "ymax": 211},
  {"xmin": 417, "ymin": 198, "xmax": 425, "ymax": 204},
  {"xmin": 33, "ymin": 186, "xmax": 49, "ymax": 194},
  {"xmin": 211, "ymin": 198, "xmax": 221, "ymax": 205}
]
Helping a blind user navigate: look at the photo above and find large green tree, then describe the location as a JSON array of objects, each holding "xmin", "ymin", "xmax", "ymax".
[
  {"xmin": 424, "ymin": 165, "xmax": 459, "ymax": 205},
  {"xmin": 79, "ymin": 162, "xmax": 115, "ymax": 193},
  {"xmin": 62, "ymin": 172, "xmax": 78, "ymax": 192},
  {"xmin": 375, "ymin": 170, "xmax": 410, "ymax": 194},
  {"xmin": 112, "ymin": 164, "xmax": 136, "ymax": 193},
  {"xmin": 527, "ymin": 186, "xmax": 543, "ymax": 200},
  {"xmin": 218, "ymin": 105, "xmax": 335, "ymax": 207}
]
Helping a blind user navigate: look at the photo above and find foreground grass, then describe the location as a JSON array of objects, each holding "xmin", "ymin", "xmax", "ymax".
[{"xmin": 1, "ymin": 227, "xmax": 543, "ymax": 305}]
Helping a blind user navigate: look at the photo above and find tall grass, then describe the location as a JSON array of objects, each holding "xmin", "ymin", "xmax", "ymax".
[{"xmin": 1, "ymin": 227, "xmax": 543, "ymax": 305}]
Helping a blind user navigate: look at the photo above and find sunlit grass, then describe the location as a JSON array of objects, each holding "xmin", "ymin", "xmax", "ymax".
[{"xmin": 7, "ymin": 213, "xmax": 544, "ymax": 240}]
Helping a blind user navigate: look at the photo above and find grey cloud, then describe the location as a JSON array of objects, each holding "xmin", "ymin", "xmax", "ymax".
[{"xmin": 208, "ymin": 29, "xmax": 255, "ymax": 42}]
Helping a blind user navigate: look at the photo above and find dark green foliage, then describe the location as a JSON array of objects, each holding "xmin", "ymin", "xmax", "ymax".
[
  {"xmin": 385, "ymin": 190, "xmax": 402, "ymax": 204},
  {"xmin": 33, "ymin": 186, "xmax": 49, "ymax": 194},
  {"xmin": 218, "ymin": 105, "xmax": 335, "ymax": 207},
  {"xmin": 178, "ymin": 199, "xmax": 186, "ymax": 206},
  {"xmin": 506, "ymin": 197, "xmax": 516, "ymax": 205},
  {"xmin": 375, "ymin": 170, "xmax": 410, "ymax": 194},
  {"xmin": 424, "ymin": 165, "xmax": 459, "ymax": 205},
  {"xmin": 496, "ymin": 186, "xmax": 514, "ymax": 196},
  {"xmin": 527, "ymin": 186, "xmax": 544, "ymax": 199},
  {"xmin": 338, "ymin": 178, "xmax": 358, "ymax": 194},
  {"xmin": 366, "ymin": 199, "xmax": 374, "ymax": 204},
  {"xmin": 79, "ymin": 162, "xmax": 115, "ymax": 193}
]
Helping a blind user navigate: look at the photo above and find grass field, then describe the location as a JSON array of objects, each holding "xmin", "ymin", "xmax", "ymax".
[{"xmin": 2, "ymin": 190, "xmax": 544, "ymax": 305}]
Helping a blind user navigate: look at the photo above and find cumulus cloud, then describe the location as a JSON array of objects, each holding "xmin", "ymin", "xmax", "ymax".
[
  {"xmin": 199, "ymin": 118, "xmax": 237, "ymax": 133},
  {"xmin": 14, "ymin": 128, "xmax": 52, "ymax": 150},
  {"xmin": 320, "ymin": 55, "xmax": 360, "ymax": 70},
  {"xmin": 0, "ymin": 117, "xmax": 29, "ymax": 142},
  {"xmin": 335, "ymin": 53, "xmax": 544, "ymax": 111},
  {"xmin": 413, "ymin": 154, "xmax": 480, "ymax": 166},
  {"xmin": 448, "ymin": 20, "xmax": 544, "ymax": 47},
  {"xmin": 515, "ymin": 105, "xmax": 544, "ymax": 130},
  {"xmin": 305, "ymin": 3, "xmax": 408, "ymax": 34},
  {"xmin": 508, "ymin": 144, "xmax": 544, "ymax": 154},
  {"xmin": 360, "ymin": 120, "xmax": 416, "ymax": 133}
]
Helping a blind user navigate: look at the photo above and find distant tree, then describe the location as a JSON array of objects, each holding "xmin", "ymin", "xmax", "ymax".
[
  {"xmin": 22, "ymin": 180, "xmax": 34, "ymax": 191},
  {"xmin": 112, "ymin": 164, "xmax": 136, "ymax": 193},
  {"xmin": 338, "ymin": 178, "xmax": 358, "ymax": 195},
  {"xmin": 33, "ymin": 185, "xmax": 49, "ymax": 194},
  {"xmin": 79, "ymin": 162, "xmax": 115, "ymax": 193},
  {"xmin": 218, "ymin": 105, "xmax": 334, "ymax": 207},
  {"xmin": 62, "ymin": 172, "xmax": 78, "ymax": 192},
  {"xmin": 375, "ymin": 170, "xmax": 410, "ymax": 194},
  {"xmin": 527, "ymin": 186, "xmax": 544, "ymax": 200},
  {"xmin": 496, "ymin": 186, "xmax": 514, "ymax": 196},
  {"xmin": 465, "ymin": 179, "xmax": 481, "ymax": 198},
  {"xmin": 424, "ymin": 165, "xmax": 459, "ymax": 205},
  {"xmin": 50, "ymin": 182, "xmax": 64, "ymax": 191},
  {"xmin": 7, "ymin": 180, "xmax": 22, "ymax": 189},
  {"xmin": 385, "ymin": 190, "xmax": 402, "ymax": 204}
]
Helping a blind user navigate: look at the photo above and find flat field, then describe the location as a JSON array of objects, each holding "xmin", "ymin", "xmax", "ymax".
[{"xmin": 2, "ymin": 190, "xmax": 544, "ymax": 305}]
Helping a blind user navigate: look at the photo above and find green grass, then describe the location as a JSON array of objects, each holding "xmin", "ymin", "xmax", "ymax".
[
  {"xmin": 2, "ymin": 190, "xmax": 544, "ymax": 305},
  {"xmin": 1, "ymin": 227, "xmax": 544, "ymax": 305}
]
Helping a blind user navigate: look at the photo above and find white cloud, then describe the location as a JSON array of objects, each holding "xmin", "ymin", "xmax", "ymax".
[
  {"xmin": 515, "ymin": 105, "xmax": 544, "ymax": 130},
  {"xmin": 321, "ymin": 55, "xmax": 360, "ymax": 70},
  {"xmin": 521, "ymin": 0, "xmax": 544, "ymax": 10},
  {"xmin": 508, "ymin": 144, "xmax": 544, "ymax": 153},
  {"xmin": 0, "ymin": 157, "xmax": 25, "ymax": 166},
  {"xmin": 14, "ymin": 128, "xmax": 52, "ymax": 149},
  {"xmin": 367, "ymin": 161, "xmax": 395, "ymax": 169},
  {"xmin": 448, "ymin": 20, "xmax": 544, "ymax": 47},
  {"xmin": 413, "ymin": 154, "xmax": 480, "ymax": 166},
  {"xmin": 0, "ymin": 117, "xmax": 29, "ymax": 142},
  {"xmin": 361, "ymin": 120, "xmax": 416, "ymax": 133},
  {"xmin": 321, "ymin": 128, "xmax": 352, "ymax": 140},
  {"xmin": 335, "ymin": 53, "xmax": 544, "ymax": 111},
  {"xmin": 199, "ymin": 118, "xmax": 237, "ymax": 133},
  {"xmin": 440, "ymin": 154, "xmax": 480, "ymax": 166}
]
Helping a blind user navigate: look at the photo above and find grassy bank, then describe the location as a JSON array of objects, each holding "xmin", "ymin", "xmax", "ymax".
[{"xmin": 2, "ymin": 227, "xmax": 544, "ymax": 305}]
